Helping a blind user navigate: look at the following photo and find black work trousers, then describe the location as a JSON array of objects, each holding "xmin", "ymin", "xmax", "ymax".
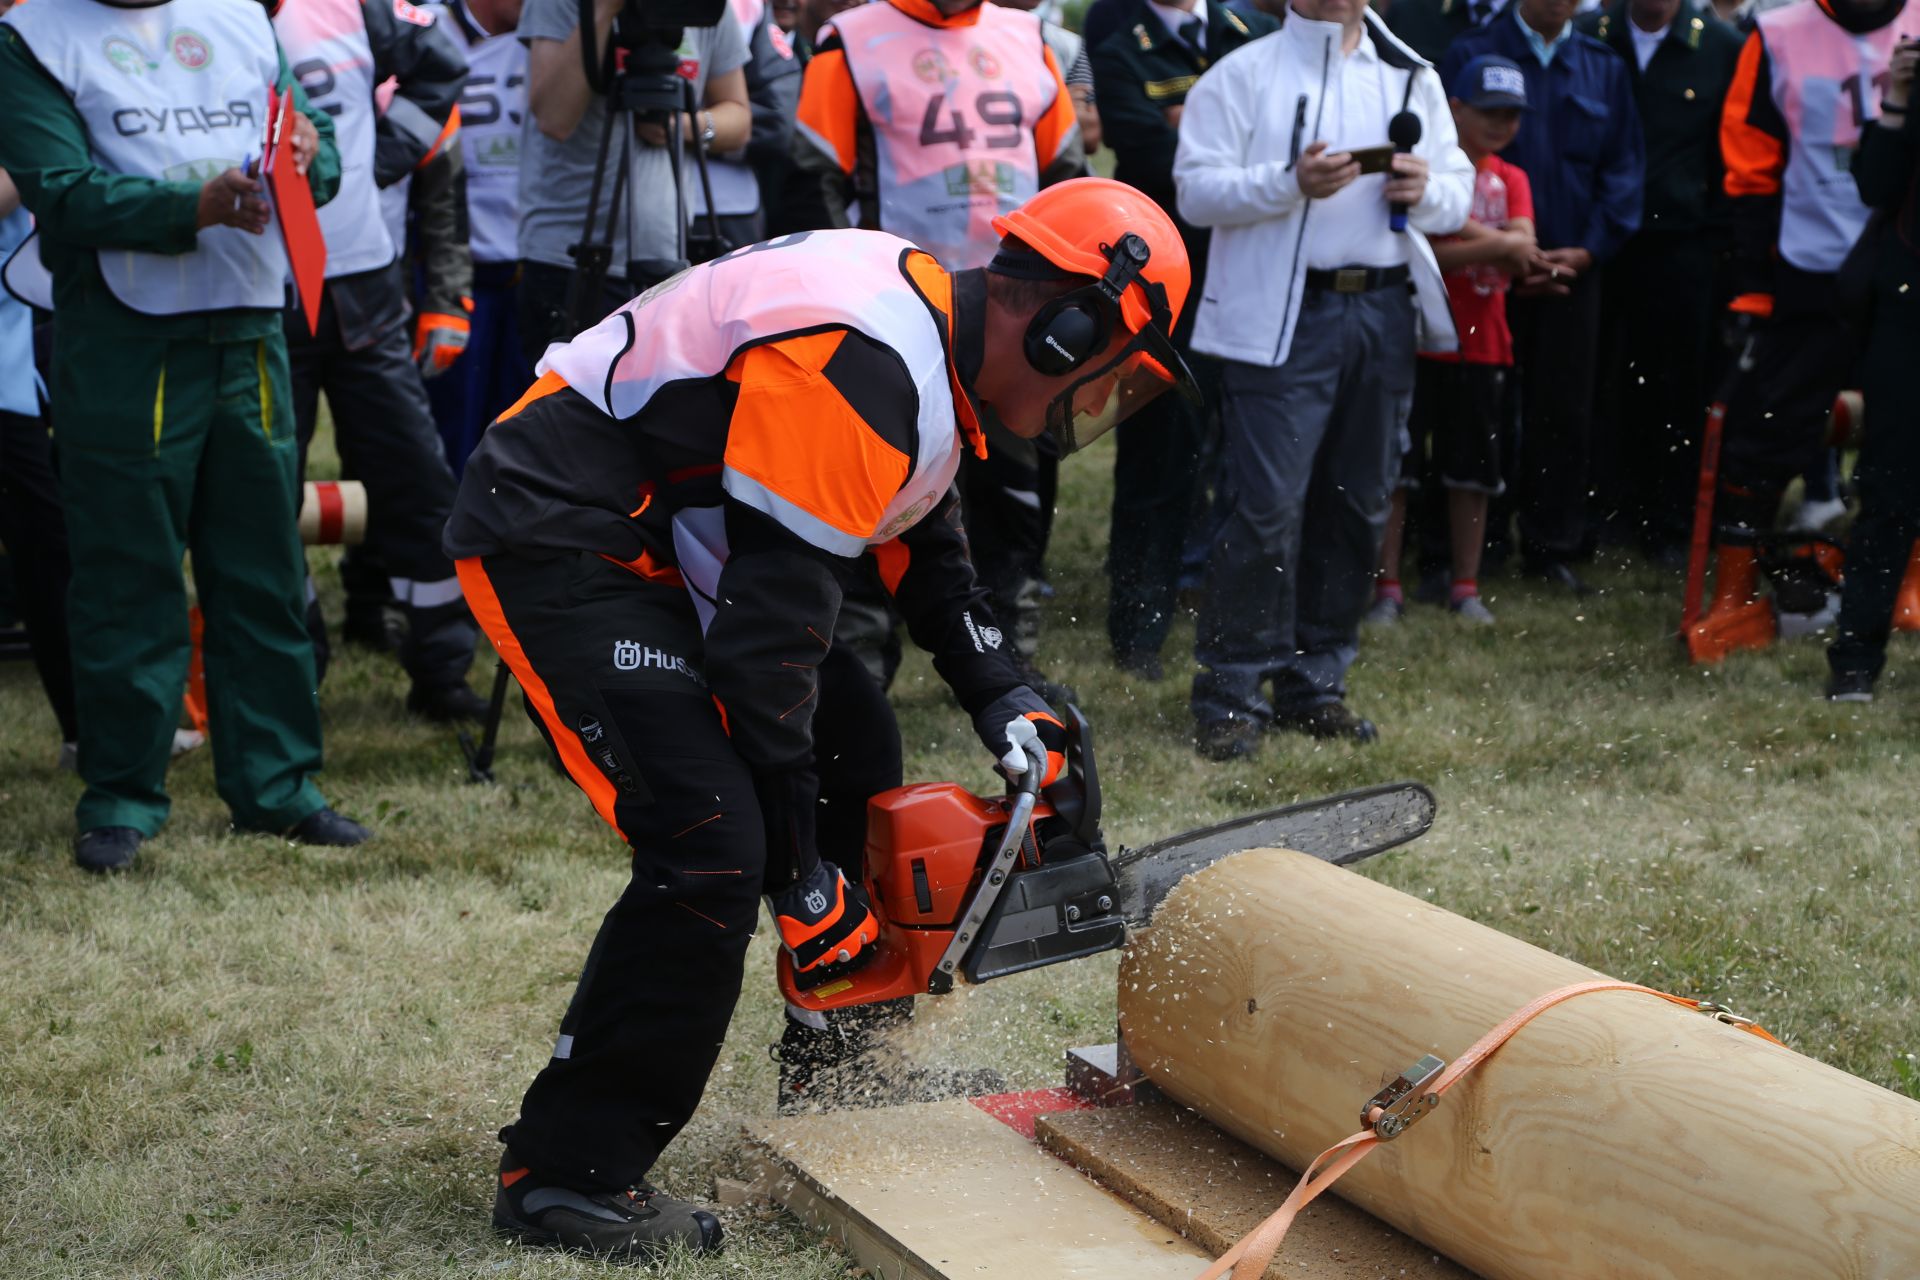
[
  {"xmin": 463, "ymin": 551, "xmax": 901, "ymax": 1190},
  {"xmin": 1720, "ymin": 264, "xmax": 1857, "ymax": 498},
  {"xmin": 1508, "ymin": 269, "xmax": 1603, "ymax": 564},
  {"xmin": 1108, "ymin": 347, "xmax": 1217, "ymax": 661},
  {"xmin": 1592, "ymin": 231, "xmax": 1720, "ymax": 550},
  {"xmin": 1831, "ymin": 245, "xmax": 1920, "ymax": 681},
  {"xmin": 288, "ymin": 284, "xmax": 475, "ymax": 690},
  {"xmin": 0, "ymin": 408, "xmax": 77, "ymax": 741}
]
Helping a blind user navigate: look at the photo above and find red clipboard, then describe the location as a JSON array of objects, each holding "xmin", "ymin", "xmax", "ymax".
[{"xmin": 264, "ymin": 86, "xmax": 326, "ymax": 336}]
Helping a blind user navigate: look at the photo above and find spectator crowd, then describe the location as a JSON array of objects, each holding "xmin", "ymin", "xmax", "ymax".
[{"xmin": 3, "ymin": 0, "xmax": 1920, "ymax": 861}]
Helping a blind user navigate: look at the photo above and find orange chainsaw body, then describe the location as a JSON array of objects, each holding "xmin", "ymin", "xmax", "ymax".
[{"xmin": 778, "ymin": 782, "xmax": 1063, "ymax": 1015}]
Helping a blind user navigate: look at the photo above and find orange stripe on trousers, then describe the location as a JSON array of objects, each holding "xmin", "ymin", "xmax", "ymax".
[{"xmin": 456, "ymin": 557, "xmax": 625, "ymax": 839}]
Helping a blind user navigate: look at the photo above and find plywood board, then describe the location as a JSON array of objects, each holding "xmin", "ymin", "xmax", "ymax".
[
  {"xmin": 1037, "ymin": 1104, "xmax": 1479, "ymax": 1280},
  {"xmin": 746, "ymin": 1098, "xmax": 1212, "ymax": 1280}
]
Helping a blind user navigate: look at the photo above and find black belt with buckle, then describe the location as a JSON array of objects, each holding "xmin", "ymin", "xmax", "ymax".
[{"xmin": 1305, "ymin": 264, "xmax": 1411, "ymax": 294}]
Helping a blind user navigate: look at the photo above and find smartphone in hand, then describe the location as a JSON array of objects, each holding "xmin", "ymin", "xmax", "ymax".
[{"xmin": 1347, "ymin": 144, "xmax": 1398, "ymax": 175}]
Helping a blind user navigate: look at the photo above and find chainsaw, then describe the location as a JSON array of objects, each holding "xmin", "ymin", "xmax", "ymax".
[{"xmin": 777, "ymin": 707, "xmax": 1436, "ymax": 1014}]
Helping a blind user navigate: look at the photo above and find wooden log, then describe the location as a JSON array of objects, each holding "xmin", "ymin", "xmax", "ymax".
[
  {"xmin": 1118, "ymin": 849, "xmax": 1920, "ymax": 1280},
  {"xmin": 298, "ymin": 480, "xmax": 367, "ymax": 546}
]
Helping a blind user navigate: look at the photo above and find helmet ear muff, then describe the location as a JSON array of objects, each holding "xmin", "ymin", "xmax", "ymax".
[{"xmin": 1024, "ymin": 294, "xmax": 1112, "ymax": 377}]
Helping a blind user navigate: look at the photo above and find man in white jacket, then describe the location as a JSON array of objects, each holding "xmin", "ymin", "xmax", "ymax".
[{"xmin": 1174, "ymin": 0, "xmax": 1471, "ymax": 758}]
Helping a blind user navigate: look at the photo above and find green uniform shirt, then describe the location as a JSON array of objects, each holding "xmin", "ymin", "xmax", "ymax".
[
  {"xmin": 1578, "ymin": 1, "xmax": 1742, "ymax": 235},
  {"xmin": 0, "ymin": 27, "xmax": 340, "ymax": 341}
]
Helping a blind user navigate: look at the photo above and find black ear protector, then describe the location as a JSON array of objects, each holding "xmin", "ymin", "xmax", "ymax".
[{"xmin": 991, "ymin": 233, "xmax": 1157, "ymax": 378}]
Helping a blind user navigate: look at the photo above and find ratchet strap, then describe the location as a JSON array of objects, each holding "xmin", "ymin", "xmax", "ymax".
[{"xmin": 1193, "ymin": 979, "xmax": 1784, "ymax": 1280}]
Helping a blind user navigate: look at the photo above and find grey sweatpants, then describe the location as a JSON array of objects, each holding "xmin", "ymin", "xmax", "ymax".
[{"xmin": 1191, "ymin": 285, "xmax": 1414, "ymax": 723}]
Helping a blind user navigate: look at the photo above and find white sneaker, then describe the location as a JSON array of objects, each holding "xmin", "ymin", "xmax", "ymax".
[
  {"xmin": 1363, "ymin": 596, "xmax": 1405, "ymax": 626},
  {"xmin": 1450, "ymin": 595, "xmax": 1496, "ymax": 626},
  {"xmin": 1791, "ymin": 496, "xmax": 1847, "ymax": 532},
  {"xmin": 172, "ymin": 728, "xmax": 206, "ymax": 756}
]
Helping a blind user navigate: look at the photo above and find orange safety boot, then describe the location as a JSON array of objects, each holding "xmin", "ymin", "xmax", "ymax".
[
  {"xmin": 1895, "ymin": 542, "xmax": 1920, "ymax": 633},
  {"xmin": 1685, "ymin": 544, "xmax": 1776, "ymax": 664}
]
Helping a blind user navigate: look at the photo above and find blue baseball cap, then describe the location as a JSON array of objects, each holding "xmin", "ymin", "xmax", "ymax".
[{"xmin": 1452, "ymin": 54, "xmax": 1530, "ymax": 111}]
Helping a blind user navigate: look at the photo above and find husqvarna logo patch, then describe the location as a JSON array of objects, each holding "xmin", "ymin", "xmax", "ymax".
[
  {"xmin": 804, "ymin": 889, "xmax": 829, "ymax": 915},
  {"xmin": 612, "ymin": 641, "xmax": 706, "ymax": 685}
]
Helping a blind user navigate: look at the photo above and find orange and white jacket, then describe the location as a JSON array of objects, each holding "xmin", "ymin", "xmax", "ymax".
[
  {"xmin": 1720, "ymin": 0, "xmax": 1920, "ymax": 310},
  {"xmin": 445, "ymin": 228, "xmax": 1028, "ymax": 778}
]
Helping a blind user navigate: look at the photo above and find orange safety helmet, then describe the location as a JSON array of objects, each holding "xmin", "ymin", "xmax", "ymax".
[{"xmin": 990, "ymin": 178, "xmax": 1200, "ymax": 452}]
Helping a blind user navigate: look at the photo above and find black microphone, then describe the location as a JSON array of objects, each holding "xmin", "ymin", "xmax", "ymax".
[{"xmin": 1387, "ymin": 110, "xmax": 1422, "ymax": 233}]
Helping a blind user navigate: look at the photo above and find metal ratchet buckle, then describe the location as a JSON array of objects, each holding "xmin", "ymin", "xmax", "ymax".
[
  {"xmin": 1695, "ymin": 1000, "xmax": 1762, "ymax": 1033},
  {"xmin": 1333, "ymin": 267, "xmax": 1369, "ymax": 294},
  {"xmin": 1362, "ymin": 1054, "xmax": 1446, "ymax": 1140}
]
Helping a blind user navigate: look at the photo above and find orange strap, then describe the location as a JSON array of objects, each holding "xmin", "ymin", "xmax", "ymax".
[{"xmin": 1194, "ymin": 980, "xmax": 1784, "ymax": 1280}]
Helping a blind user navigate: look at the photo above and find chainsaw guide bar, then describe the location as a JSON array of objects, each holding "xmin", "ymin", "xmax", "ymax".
[{"xmin": 1114, "ymin": 780, "xmax": 1437, "ymax": 926}]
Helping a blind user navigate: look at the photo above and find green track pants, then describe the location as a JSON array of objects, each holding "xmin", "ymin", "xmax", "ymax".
[{"xmin": 54, "ymin": 327, "xmax": 326, "ymax": 837}]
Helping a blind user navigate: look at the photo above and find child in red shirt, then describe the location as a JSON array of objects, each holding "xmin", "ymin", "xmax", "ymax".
[{"xmin": 1369, "ymin": 55, "xmax": 1536, "ymax": 626}]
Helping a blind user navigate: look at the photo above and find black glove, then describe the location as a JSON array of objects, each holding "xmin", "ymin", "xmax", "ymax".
[
  {"xmin": 770, "ymin": 861, "xmax": 879, "ymax": 990},
  {"xmin": 970, "ymin": 687, "xmax": 1068, "ymax": 786}
]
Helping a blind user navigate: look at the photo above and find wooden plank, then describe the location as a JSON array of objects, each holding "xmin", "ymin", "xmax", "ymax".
[
  {"xmin": 745, "ymin": 1099, "xmax": 1213, "ymax": 1280},
  {"xmin": 1121, "ymin": 849, "xmax": 1920, "ymax": 1280},
  {"xmin": 1037, "ymin": 1104, "xmax": 1476, "ymax": 1280}
]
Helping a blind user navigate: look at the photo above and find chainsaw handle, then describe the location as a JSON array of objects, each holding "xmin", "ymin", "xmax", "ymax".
[{"xmin": 1015, "ymin": 743, "xmax": 1045, "ymax": 799}]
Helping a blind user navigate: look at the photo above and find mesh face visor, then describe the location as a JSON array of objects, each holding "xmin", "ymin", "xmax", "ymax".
[{"xmin": 1045, "ymin": 320, "xmax": 1200, "ymax": 454}]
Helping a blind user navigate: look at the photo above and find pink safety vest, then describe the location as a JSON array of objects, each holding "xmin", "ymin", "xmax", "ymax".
[
  {"xmin": 828, "ymin": 1, "xmax": 1067, "ymax": 269},
  {"xmin": 539, "ymin": 230, "xmax": 966, "ymax": 627},
  {"xmin": 275, "ymin": 0, "xmax": 395, "ymax": 277},
  {"xmin": 1760, "ymin": 0, "xmax": 1920, "ymax": 273}
]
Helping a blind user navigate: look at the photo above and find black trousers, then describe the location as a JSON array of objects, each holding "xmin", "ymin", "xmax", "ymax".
[
  {"xmin": 0, "ymin": 408, "xmax": 77, "ymax": 741},
  {"xmin": 1831, "ymin": 246, "xmax": 1920, "ymax": 681},
  {"xmin": 1721, "ymin": 265, "xmax": 1857, "ymax": 497},
  {"xmin": 288, "ymin": 287, "xmax": 475, "ymax": 689},
  {"xmin": 1592, "ymin": 231, "xmax": 1719, "ymax": 549},
  {"xmin": 1508, "ymin": 270, "xmax": 1603, "ymax": 564},
  {"xmin": 1108, "ymin": 347, "xmax": 1217, "ymax": 660},
  {"xmin": 465, "ymin": 551, "xmax": 901, "ymax": 1189}
]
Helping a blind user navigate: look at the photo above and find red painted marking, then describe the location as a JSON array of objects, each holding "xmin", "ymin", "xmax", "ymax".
[
  {"xmin": 969, "ymin": 1088, "xmax": 1090, "ymax": 1141},
  {"xmin": 315, "ymin": 481, "xmax": 345, "ymax": 544}
]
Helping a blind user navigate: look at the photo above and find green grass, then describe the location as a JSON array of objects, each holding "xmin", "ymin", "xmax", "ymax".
[{"xmin": 3, "ymin": 432, "xmax": 1918, "ymax": 1278}]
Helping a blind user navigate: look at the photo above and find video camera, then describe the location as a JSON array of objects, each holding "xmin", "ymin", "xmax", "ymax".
[{"xmin": 579, "ymin": 0, "xmax": 728, "ymax": 119}]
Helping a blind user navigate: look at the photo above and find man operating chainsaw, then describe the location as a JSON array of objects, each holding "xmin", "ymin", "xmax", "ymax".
[{"xmin": 444, "ymin": 176, "xmax": 1196, "ymax": 1260}]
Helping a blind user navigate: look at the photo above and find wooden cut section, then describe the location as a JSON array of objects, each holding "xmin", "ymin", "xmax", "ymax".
[
  {"xmin": 746, "ymin": 1098, "xmax": 1211, "ymax": 1279},
  {"xmin": 1037, "ymin": 1103, "xmax": 1476, "ymax": 1279},
  {"xmin": 1120, "ymin": 848, "xmax": 1920, "ymax": 1280}
]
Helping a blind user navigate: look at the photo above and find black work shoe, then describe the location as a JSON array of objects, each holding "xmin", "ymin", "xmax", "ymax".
[
  {"xmin": 287, "ymin": 808, "xmax": 373, "ymax": 847},
  {"xmin": 1194, "ymin": 717, "xmax": 1261, "ymax": 762},
  {"xmin": 493, "ymin": 1152, "xmax": 723, "ymax": 1259},
  {"xmin": 1527, "ymin": 560, "xmax": 1595, "ymax": 597},
  {"xmin": 407, "ymin": 682, "xmax": 489, "ymax": 723},
  {"xmin": 75, "ymin": 826, "xmax": 141, "ymax": 874},
  {"xmin": 1826, "ymin": 670, "xmax": 1876, "ymax": 703},
  {"xmin": 1113, "ymin": 649, "xmax": 1165, "ymax": 682},
  {"xmin": 343, "ymin": 607, "xmax": 406, "ymax": 654},
  {"xmin": 1274, "ymin": 701, "xmax": 1378, "ymax": 744}
]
